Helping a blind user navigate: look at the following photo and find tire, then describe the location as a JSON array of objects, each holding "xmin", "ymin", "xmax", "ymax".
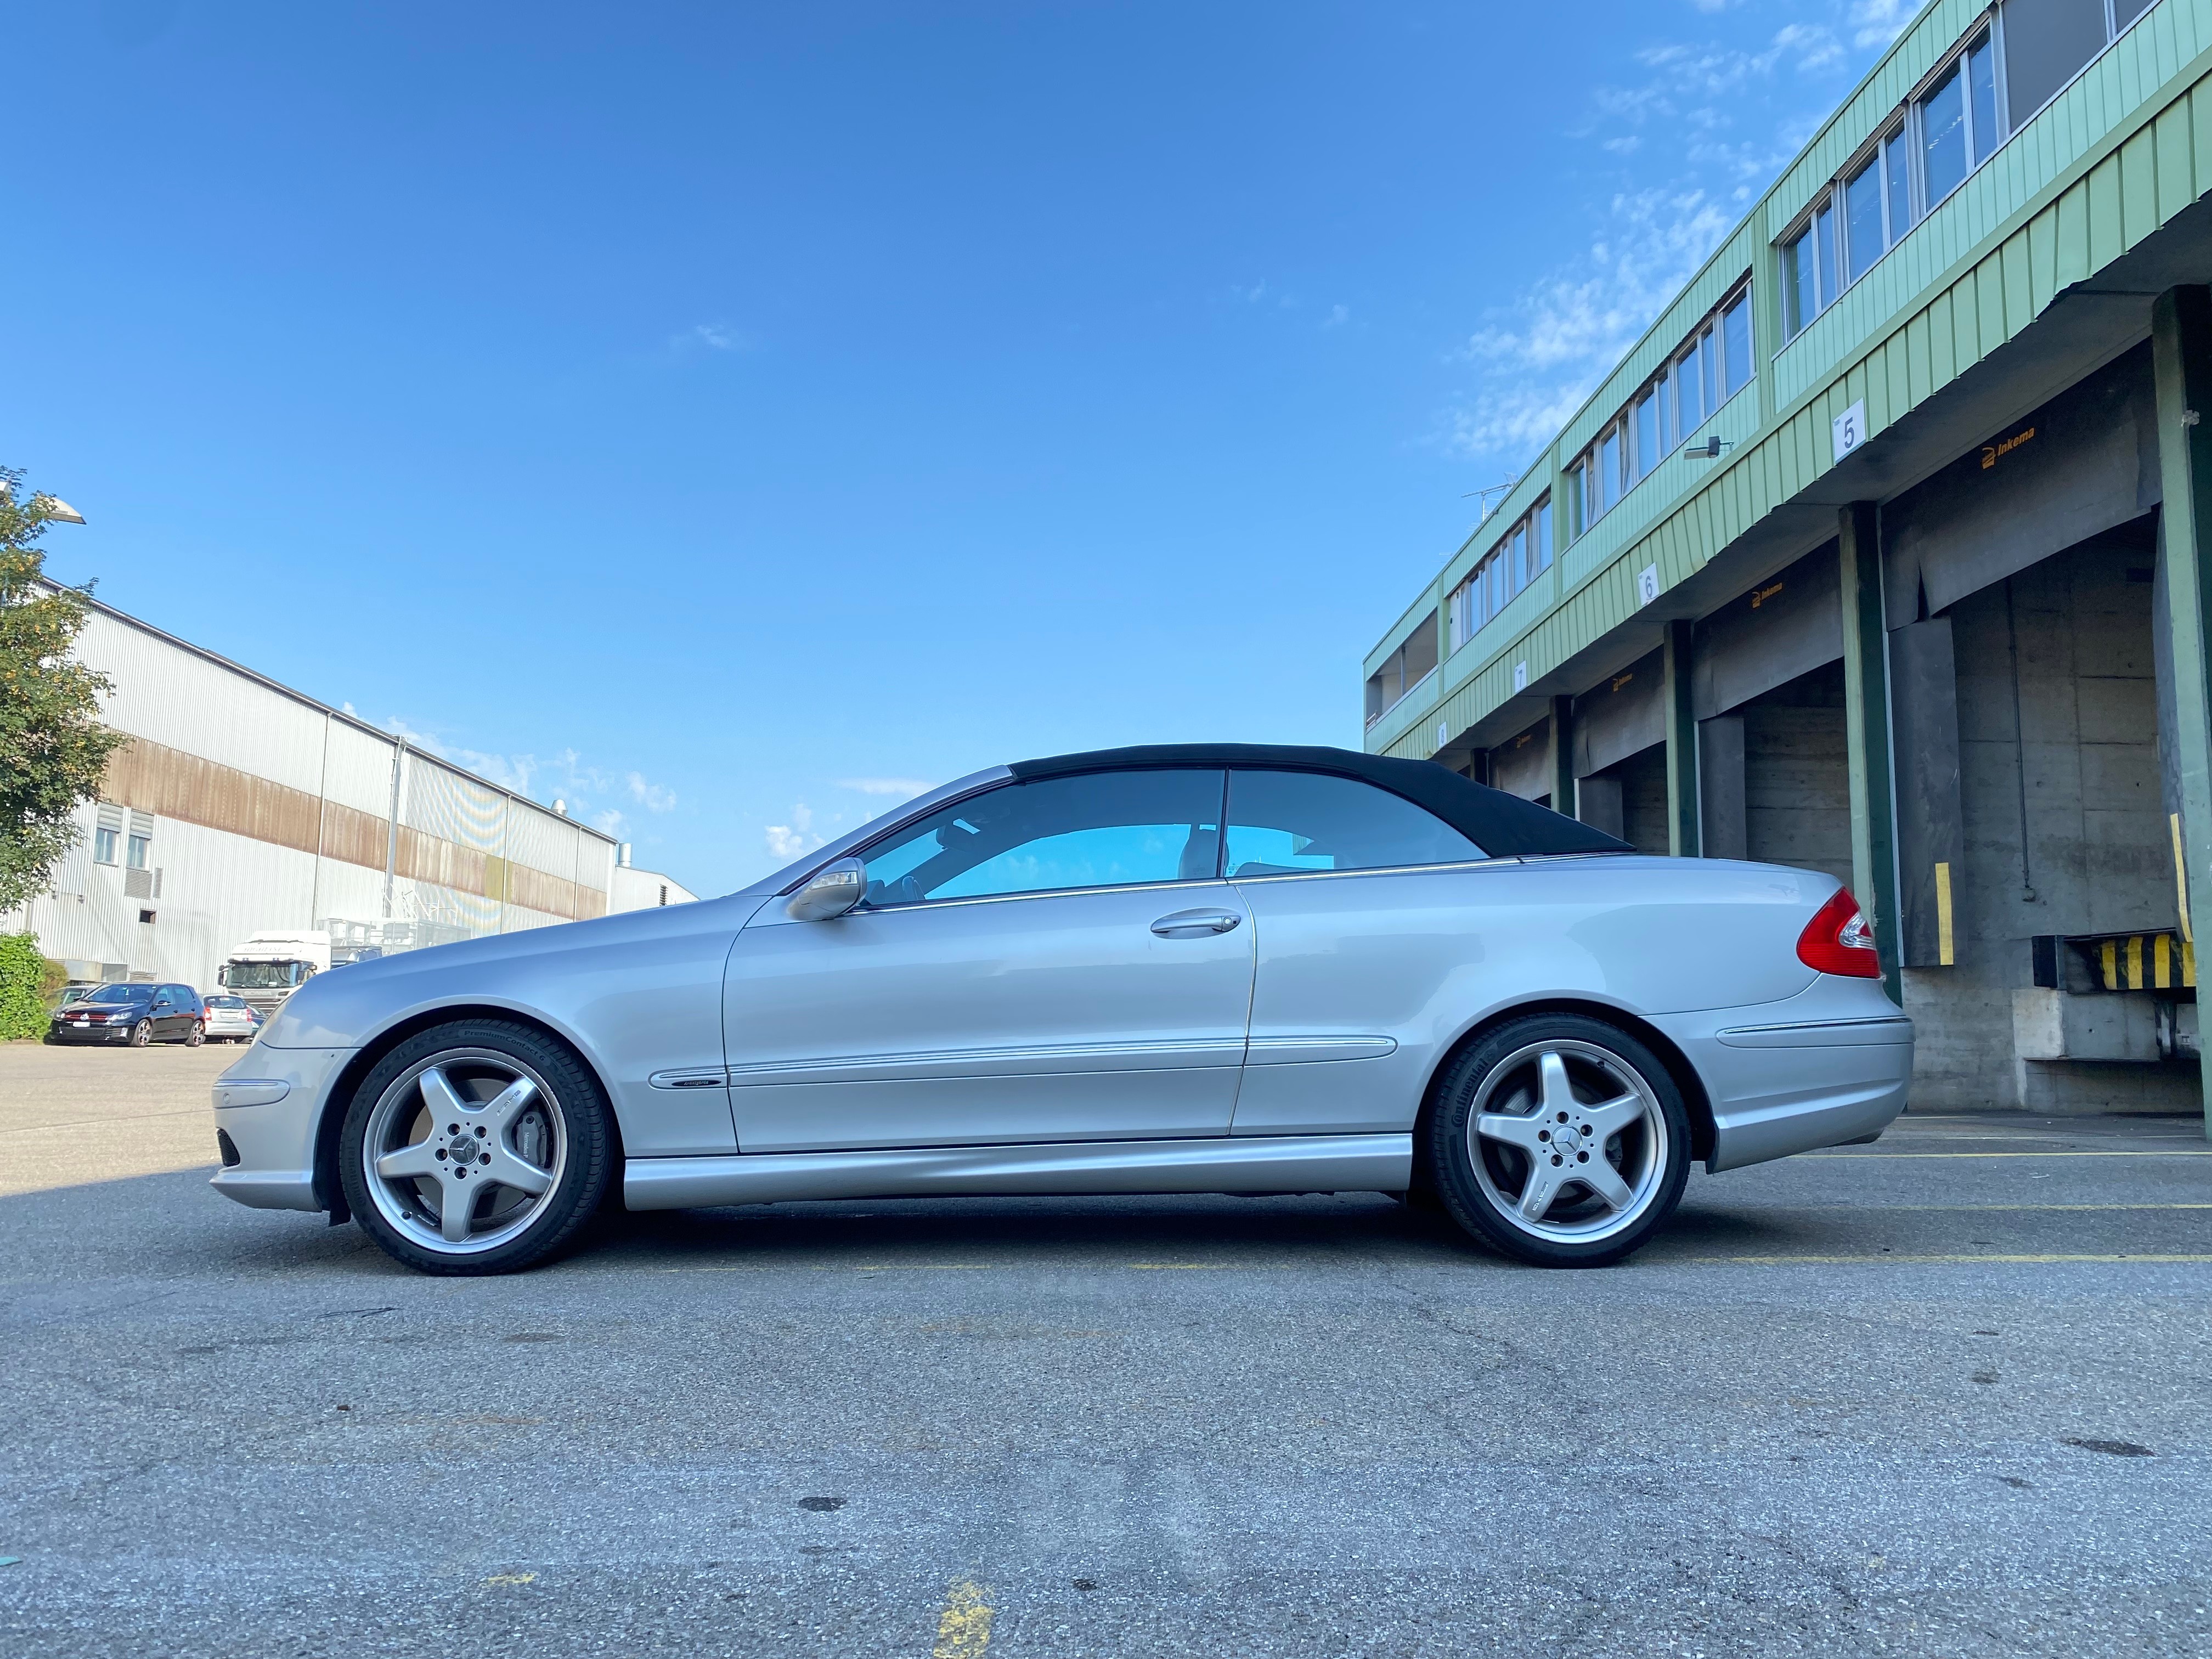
[
  {"xmin": 337, "ymin": 1019, "xmax": 616, "ymax": 1276},
  {"xmin": 129, "ymin": 1020, "xmax": 151, "ymax": 1048},
  {"xmin": 1421, "ymin": 1012, "xmax": 1691, "ymax": 1268},
  {"xmin": 185, "ymin": 1023, "xmax": 205, "ymax": 1048}
]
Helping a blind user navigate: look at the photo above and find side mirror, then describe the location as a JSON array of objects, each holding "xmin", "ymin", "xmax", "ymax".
[{"xmin": 786, "ymin": 856, "xmax": 867, "ymax": 921}]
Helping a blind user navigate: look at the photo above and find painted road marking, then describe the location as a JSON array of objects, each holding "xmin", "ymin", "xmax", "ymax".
[
  {"xmin": 1807, "ymin": 1150, "xmax": 2212, "ymax": 1158},
  {"xmin": 1695, "ymin": 1252, "xmax": 2212, "ymax": 1265},
  {"xmin": 932, "ymin": 1578, "xmax": 993, "ymax": 1659},
  {"xmin": 1711, "ymin": 1202, "xmax": 2212, "ymax": 1212}
]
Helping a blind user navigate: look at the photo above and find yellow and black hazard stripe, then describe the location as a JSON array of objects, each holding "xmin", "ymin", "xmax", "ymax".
[{"xmin": 2096, "ymin": 932, "xmax": 2197, "ymax": 991}]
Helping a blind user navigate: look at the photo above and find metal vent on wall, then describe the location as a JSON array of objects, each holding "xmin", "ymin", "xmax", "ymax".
[{"xmin": 122, "ymin": 866, "xmax": 162, "ymax": 901}]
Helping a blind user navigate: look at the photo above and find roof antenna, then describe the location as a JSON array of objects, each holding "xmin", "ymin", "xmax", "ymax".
[{"xmin": 1462, "ymin": 477, "xmax": 1519, "ymax": 519}]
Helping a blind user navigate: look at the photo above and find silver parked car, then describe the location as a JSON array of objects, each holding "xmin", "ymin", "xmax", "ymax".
[
  {"xmin": 199, "ymin": 994, "xmax": 263, "ymax": 1043},
  {"xmin": 211, "ymin": 744, "xmax": 1911, "ymax": 1275}
]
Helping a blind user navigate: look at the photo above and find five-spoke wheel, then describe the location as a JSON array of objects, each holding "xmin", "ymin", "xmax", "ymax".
[
  {"xmin": 1424, "ymin": 1013, "xmax": 1691, "ymax": 1267},
  {"xmin": 338, "ymin": 1020, "xmax": 613, "ymax": 1275}
]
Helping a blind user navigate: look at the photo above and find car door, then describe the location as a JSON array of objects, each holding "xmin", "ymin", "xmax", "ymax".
[
  {"xmin": 149, "ymin": 986, "xmax": 182, "ymax": 1039},
  {"xmin": 1222, "ymin": 768, "xmax": 1501, "ymax": 1136},
  {"xmin": 724, "ymin": 766, "xmax": 1254, "ymax": 1153}
]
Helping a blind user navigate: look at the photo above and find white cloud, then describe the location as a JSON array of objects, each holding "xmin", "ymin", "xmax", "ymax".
[
  {"xmin": 673, "ymin": 321, "xmax": 749, "ymax": 352},
  {"xmin": 838, "ymin": 777, "xmax": 936, "ymax": 799},
  {"xmin": 1436, "ymin": 4, "xmax": 1888, "ymax": 471},
  {"xmin": 765, "ymin": 803, "xmax": 820, "ymax": 860},
  {"xmin": 1322, "ymin": 303, "xmax": 1350, "ymax": 329},
  {"xmin": 627, "ymin": 771, "xmax": 677, "ymax": 812},
  {"xmin": 1848, "ymin": 0, "xmax": 1913, "ymax": 49}
]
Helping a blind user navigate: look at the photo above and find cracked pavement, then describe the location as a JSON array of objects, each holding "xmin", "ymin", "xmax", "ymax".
[{"xmin": 1, "ymin": 1045, "xmax": 2208, "ymax": 1656}]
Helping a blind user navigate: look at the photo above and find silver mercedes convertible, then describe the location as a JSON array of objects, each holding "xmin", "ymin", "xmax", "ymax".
[{"xmin": 211, "ymin": 743, "xmax": 1912, "ymax": 1274}]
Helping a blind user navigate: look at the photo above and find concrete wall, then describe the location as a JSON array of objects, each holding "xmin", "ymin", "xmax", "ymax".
[
  {"xmin": 1902, "ymin": 533, "xmax": 2195, "ymax": 1110},
  {"xmin": 1741, "ymin": 662, "xmax": 1854, "ymax": 895}
]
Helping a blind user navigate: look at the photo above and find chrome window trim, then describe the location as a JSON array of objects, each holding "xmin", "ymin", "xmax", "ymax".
[
  {"xmin": 1225, "ymin": 854, "xmax": 1519, "ymax": 886},
  {"xmin": 845, "ymin": 874, "xmax": 1239, "ymax": 918}
]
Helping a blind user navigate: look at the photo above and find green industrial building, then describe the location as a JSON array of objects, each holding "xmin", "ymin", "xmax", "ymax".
[{"xmin": 1363, "ymin": 0, "xmax": 2212, "ymax": 1127}]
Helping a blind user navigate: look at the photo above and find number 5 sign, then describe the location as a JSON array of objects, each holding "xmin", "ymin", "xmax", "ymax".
[{"xmin": 1832, "ymin": 399, "xmax": 1866, "ymax": 462}]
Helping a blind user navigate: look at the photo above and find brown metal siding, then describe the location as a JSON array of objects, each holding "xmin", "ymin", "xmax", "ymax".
[
  {"xmin": 100, "ymin": 736, "xmax": 610, "ymax": 922},
  {"xmin": 103, "ymin": 737, "xmax": 321, "ymax": 856}
]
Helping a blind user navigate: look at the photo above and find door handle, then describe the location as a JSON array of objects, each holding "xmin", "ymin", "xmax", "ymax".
[{"xmin": 1151, "ymin": 909, "xmax": 1242, "ymax": 937}]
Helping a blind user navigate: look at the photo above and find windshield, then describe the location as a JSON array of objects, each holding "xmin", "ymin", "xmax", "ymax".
[
  {"xmin": 222, "ymin": 961, "xmax": 307, "ymax": 989},
  {"xmin": 82, "ymin": 984, "xmax": 150, "ymax": 1006}
]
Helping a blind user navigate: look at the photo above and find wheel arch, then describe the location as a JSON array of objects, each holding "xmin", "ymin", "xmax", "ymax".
[
  {"xmin": 311, "ymin": 1003, "xmax": 627, "ymax": 1221},
  {"xmin": 1413, "ymin": 997, "xmax": 1717, "ymax": 1172}
]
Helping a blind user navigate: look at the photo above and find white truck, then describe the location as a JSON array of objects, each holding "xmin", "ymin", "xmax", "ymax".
[{"xmin": 217, "ymin": 930, "xmax": 333, "ymax": 1017}]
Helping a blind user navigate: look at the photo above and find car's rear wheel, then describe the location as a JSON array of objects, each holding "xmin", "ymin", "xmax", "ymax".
[
  {"xmin": 1423, "ymin": 1013, "xmax": 1690, "ymax": 1268},
  {"xmin": 337, "ymin": 1020, "xmax": 614, "ymax": 1276},
  {"xmin": 185, "ymin": 1022, "xmax": 205, "ymax": 1048}
]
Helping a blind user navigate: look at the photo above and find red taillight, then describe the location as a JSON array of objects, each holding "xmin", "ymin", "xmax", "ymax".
[{"xmin": 1797, "ymin": 887, "xmax": 1882, "ymax": 977}]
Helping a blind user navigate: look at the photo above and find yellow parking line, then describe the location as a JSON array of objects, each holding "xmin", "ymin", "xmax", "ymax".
[
  {"xmin": 1698, "ymin": 1252, "xmax": 2212, "ymax": 1265},
  {"xmin": 932, "ymin": 1579, "xmax": 993, "ymax": 1659},
  {"xmin": 1129, "ymin": 1261, "xmax": 1242, "ymax": 1270},
  {"xmin": 1807, "ymin": 1149, "xmax": 2212, "ymax": 1158},
  {"xmin": 646, "ymin": 1262, "xmax": 996, "ymax": 1275},
  {"xmin": 1729, "ymin": 1202, "xmax": 2212, "ymax": 1212}
]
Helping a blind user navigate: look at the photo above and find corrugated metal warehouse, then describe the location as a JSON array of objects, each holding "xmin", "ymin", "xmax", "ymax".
[{"xmin": 4, "ymin": 592, "xmax": 674, "ymax": 989}]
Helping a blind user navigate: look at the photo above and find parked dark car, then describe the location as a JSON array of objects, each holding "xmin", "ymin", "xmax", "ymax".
[{"xmin": 49, "ymin": 983, "xmax": 206, "ymax": 1047}]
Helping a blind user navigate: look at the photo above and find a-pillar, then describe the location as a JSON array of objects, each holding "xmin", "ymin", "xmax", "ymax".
[
  {"xmin": 1662, "ymin": 620, "xmax": 1699, "ymax": 856},
  {"xmin": 1839, "ymin": 501, "xmax": 1903, "ymax": 1005},
  {"xmin": 2151, "ymin": 285, "xmax": 2212, "ymax": 1138},
  {"xmin": 1549, "ymin": 695, "xmax": 1576, "ymax": 817}
]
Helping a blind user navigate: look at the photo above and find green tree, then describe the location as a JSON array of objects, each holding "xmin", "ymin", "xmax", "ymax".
[
  {"xmin": 0, "ymin": 469, "xmax": 123, "ymax": 914},
  {"xmin": 0, "ymin": 933, "xmax": 52, "ymax": 1039}
]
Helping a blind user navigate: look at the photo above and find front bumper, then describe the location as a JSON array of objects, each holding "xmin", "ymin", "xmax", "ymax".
[
  {"xmin": 48, "ymin": 1024, "xmax": 134, "ymax": 1043},
  {"xmin": 208, "ymin": 1044, "xmax": 354, "ymax": 1212},
  {"xmin": 1650, "ymin": 978, "xmax": 1914, "ymax": 1173}
]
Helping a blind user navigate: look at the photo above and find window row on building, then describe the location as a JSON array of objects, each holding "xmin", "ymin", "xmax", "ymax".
[
  {"xmin": 1784, "ymin": 0, "xmax": 2154, "ymax": 340},
  {"xmin": 1566, "ymin": 285, "xmax": 1753, "ymax": 538},
  {"xmin": 1363, "ymin": 607, "xmax": 1439, "ymax": 727},
  {"xmin": 1449, "ymin": 496, "xmax": 1553, "ymax": 651}
]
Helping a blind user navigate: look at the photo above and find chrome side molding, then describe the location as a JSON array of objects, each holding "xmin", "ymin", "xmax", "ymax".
[{"xmin": 622, "ymin": 1132, "xmax": 1413, "ymax": 1211}]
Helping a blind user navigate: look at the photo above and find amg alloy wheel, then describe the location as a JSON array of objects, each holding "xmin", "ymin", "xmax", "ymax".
[
  {"xmin": 1425, "ymin": 1013, "xmax": 1690, "ymax": 1267},
  {"xmin": 338, "ymin": 1020, "xmax": 613, "ymax": 1275}
]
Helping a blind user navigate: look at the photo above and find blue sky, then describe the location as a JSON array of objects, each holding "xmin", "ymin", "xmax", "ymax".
[{"xmin": 8, "ymin": 0, "xmax": 1911, "ymax": 894}]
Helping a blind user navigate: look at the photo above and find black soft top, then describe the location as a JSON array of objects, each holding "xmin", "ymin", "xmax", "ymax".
[{"xmin": 1009, "ymin": 743, "xmax": 1632, "ymax": 858}]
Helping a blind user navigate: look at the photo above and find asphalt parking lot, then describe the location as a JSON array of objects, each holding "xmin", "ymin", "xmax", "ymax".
[{"xmin": 1, "ymin": 1043, "xmax": 2208, "ymax": 1658}]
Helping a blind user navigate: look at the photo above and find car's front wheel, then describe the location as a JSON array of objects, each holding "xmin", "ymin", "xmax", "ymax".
[
  {"xmin": 128, "ymin": 1019, "xmax": 151, "ymax": 1047},
  {"xmin": 1423, "ymin": 1013, "xmax": 1691, "ymax": 1268},
  {"xmin": 337, "ymin": 1020, "xmax": 615, "ymax": 1276}
]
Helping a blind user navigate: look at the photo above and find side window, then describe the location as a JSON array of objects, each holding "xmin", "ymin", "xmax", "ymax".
[
  {"xmin": 1223, "ymin": 770, "xmax": 1483, "ymax": 877},
  {"xmin": 857, "ymin": 769, "xmax": 1226, "ymax": 907}
]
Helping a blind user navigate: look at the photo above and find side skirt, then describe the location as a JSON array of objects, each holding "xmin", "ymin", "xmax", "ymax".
[{"xmin": 622, "ymin": 1133, "xmax": 1413, "ymax": 1211}]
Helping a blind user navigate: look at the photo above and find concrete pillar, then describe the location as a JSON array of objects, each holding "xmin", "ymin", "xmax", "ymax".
[
  {"xmin": 1549, "ymin": 695, "xmax": 1576, "ymax": 819},
  {"xmin": 1699, "ymin": 714, "xmax": 1747, "ymax": 860},
  {"xmin": 1662, "ymin": 620, "xmax": 1699, "ymax": 856},
  {"xmin": 1891, "ymin": 618, "xmax": 1964, "ymax": 969},
  {"xmin": 2149, "ymin": 285, "xmax": 2212, "ymax": 1137},
  {"xmin": 1839, "ymin": 502, "xmax": 1903, "ymax": 1005}
]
